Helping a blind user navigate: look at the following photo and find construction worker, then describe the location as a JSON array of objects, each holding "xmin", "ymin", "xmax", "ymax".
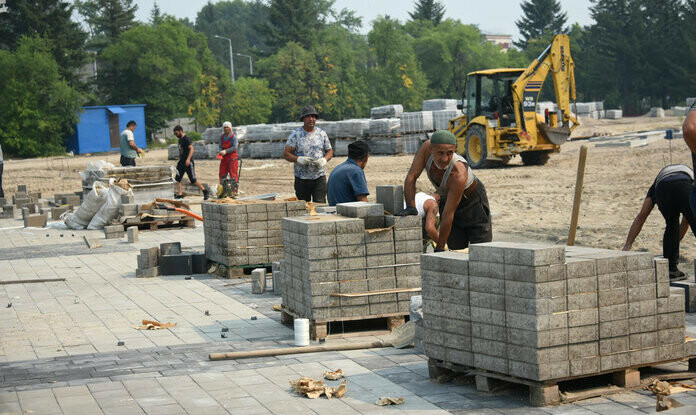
[
  {"xmin": 173, "ymin": 125, "xmax": 209, "ymax": 200},
  {"xmin": 409, "ymin": 192, "xmax": 440, "ymax": 246},
  {"xmin": 623, "ymin": 164, "xmax": 696, "ymax": 281},
  {"xmin": 283, "ymin": 105, "xmax": 333, "ymax": 203},
  {"xmin": 119, "ymin": 120, "xmax": 142, "ymax": 166},
  {"xmin": 683, "ymin": 101, "xmax": 696, "ymax": 215},
  {"xmin": 327, "ymin": 141, "xmax": 370, "ymax": 206},
  {"xmin": 403, "ymin": 130, "xmax": 492, "ymax": 251},
  {"xmin": 218, "ymin": 121, "xmax": 239, "ymax": 183}
]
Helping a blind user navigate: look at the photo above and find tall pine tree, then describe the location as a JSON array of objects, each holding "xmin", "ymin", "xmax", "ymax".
[
  {"xmin": 0, "ymin": 0, "xmax": 87, "ymax": 85},
  {"xmin": 258, "ymin": 0, "xmax": 329, "ymax": 52},
  {"xmin": 76, "ymin": 0, "xmax": 138, "ymax": 53},
  {"xmin": 514, "ymin": 0, "xmax": 567, "ymax": 49},
  {"xmin": 408, "ymin": 0, "xmax": 446, "ymax": 25}
]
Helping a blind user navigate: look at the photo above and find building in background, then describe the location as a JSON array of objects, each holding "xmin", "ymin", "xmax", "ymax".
[{"xmin": 484, "ymin": 34, "xmax": 513, "ymax": 52}]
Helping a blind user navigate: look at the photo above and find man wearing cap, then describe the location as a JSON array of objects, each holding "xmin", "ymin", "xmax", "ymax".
[
  {"xmin": 327, "ymin": 141, "xmax": 370, "ymax": 206},
  {"xmin": 284, "ymin": 105, "xmax": 333, "ymax": 203},
  {"xmin": 402, "ymin": 130, "xmax": 492, "ymax": 251},
  {"xmin": 623, "ymin": 164, "xmax": 696, "ymax": 281},
  {"xmin": 218, "ymin": 121, "xmax": 239, "ymax": 183}
]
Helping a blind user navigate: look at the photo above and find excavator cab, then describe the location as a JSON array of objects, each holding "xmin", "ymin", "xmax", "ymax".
[{"xmin": 462, "ymin": 71, "xmax": 522, "ymax": 128}]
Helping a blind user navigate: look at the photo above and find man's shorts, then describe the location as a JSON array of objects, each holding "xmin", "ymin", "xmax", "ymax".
[
  {"xmin": 175, "ymin": 160, "xmax": 197, "ymax": 183},
  {"xmin": 120, "ymin": 155, "xmax": 136, "ymax": 167}
]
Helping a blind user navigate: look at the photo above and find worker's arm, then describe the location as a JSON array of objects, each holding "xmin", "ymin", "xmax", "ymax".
[
  {"xmin": 283, "ymin": 146, "xmax": 298, "ymax": 162},
  {"xmin": 683, "ymin": 110, "xmax": 696, "ymax": 154},
  {"xmin": 423, "ymin": 199, "xmax": 440, "ymax": 242},
  {"xmin": 404, "ymin": 141, "xmax": 429, "ymax": 209},
  {"xmin": 679, "ymin": 216, "xmax": 690, "ymax": 241},
  {"xmin": 436, "ymin": 165, "xmax": 467, "ymax": 251},
  {"xmin": 323, "ymin": 148, "xmax": 333, "ymax": 162},
  {"xmin": 186, "ymin": 144, "xmax": 194, "ymax": 166},
  {"xmin": 128, "ymin": 138, "xmax": 142, "ymax": 154},
  {"xmin": 622, "ymin": 197, "xmax": 654, "ymax": 251}
]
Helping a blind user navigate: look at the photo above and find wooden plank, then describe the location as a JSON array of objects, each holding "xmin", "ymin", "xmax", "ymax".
[
  {"xmin": 0, "ymin": 278, "xmax": 66, "ymax": 285},
  {"xmin": 329, "ymin": 287, "xmax": 421, "ymax": 298}
]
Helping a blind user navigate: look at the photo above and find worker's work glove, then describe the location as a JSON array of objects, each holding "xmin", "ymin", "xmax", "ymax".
[
  {"xmin": 434, "ymin": 245, "xmax": 445, "ymax": 252},
  {"xmin": 219, "ymin": 150, "xmax": 227, "ymax": 156},
  {"xmin": 296, "ymin": 156, "xmax": 312, "ymax": 165},
  {"xmin": 314, "ymin": 157, "xmax": 327, "ymax": 168},
  {"xmin": 397, "ymin": 206, "xmax": 419, "ymax": 216}
]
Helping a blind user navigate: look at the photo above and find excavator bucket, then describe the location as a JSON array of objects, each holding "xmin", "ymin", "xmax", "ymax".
[{"xmin": 538, "ymin": 124, "xmax": 571, "ymax": 145}]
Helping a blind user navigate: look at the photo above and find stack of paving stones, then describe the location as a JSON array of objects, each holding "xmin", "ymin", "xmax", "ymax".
[
  {"xmin": 279, "ymin": 201, "xmax": 422, "ymax": 322},
  {"xmin": 0, "ymin": 198, "xmax": 14, "ymax": 218},
  {"xmin": 421, "ymin": 242, "xmax": 695, "ymax": 383},
  {"xmin": 136, "ymin": 242, "xmax": 208, "ymax": 277},
  {"xmin": 104, "ymin": 224, "xmax": 125, "ymax": 239},
  {"xmin": 202, "ymin": 200, "xmax": 307, "ymax": 267}
]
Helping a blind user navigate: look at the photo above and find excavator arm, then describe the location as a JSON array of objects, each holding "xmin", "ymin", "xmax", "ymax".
[{"xmin": 511, "ymin": 34, "xmax": 578, "ymax": 145}]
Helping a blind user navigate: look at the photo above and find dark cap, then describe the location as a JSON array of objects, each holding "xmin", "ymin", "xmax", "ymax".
[
  {"xmin": 300, "ymin": 105, "xmax": 319, "ymax": 120},
  {"xmin": 348, "ymin": 141, "xmax": 370, "ymax": 160}
]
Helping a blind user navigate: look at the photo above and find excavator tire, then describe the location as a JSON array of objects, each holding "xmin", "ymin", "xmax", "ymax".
[
  {"xmin": 464, "ymin": 125, "xmax": 492, "ymax": 169},
  {"xmin": 520, "ymin": 150, "xmax": 551, "ymax": 166}
]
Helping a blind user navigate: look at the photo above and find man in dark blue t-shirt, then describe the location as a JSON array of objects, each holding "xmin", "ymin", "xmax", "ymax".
[{"xmin": 327, "ymin": 141, "xmax": 370, "ymax": 206}]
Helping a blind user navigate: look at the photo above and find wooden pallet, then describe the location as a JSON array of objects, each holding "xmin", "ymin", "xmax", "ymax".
[
  {"xmin": 280, "ymin": 306, "xmax": 407, "ymax": 340},
  {"xmin": 428, "ymin": 355, "xmax": 696, "ymax": 406},
  {"xmin": 122, "ymin": 216, "xmax": 195, "ymax": 231},
  {"xmin": 214, "ymin": 262, "xmax": 273, "ymax": 279}
]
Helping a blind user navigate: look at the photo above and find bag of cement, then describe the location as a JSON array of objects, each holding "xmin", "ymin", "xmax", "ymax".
[
  {"xmin": 79, "ymin": 160, "xmax": 114, "ymax": 186},
  {"xmin": 368, "ymin": 118, "xmax": 400, "ymax": 135},
  {"xmin": 400, "ymin": 111, "xmax": 433, "ymax": 133},
  {"xmin": 371, "ymin": 104, "xmax": 403, "ymax": 119},
  {"xmin": 64, "ymin": 181, "xmax": 108, "ymax": 229},
  {"xmin": 422, "ymin": 99, "xmax": 458, "ymax": 111},
  {"xmin": 87, "ymin": 179, "xmax": 133, "ymax": 229}
]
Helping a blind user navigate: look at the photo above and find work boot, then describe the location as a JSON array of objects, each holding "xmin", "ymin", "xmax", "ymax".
[
  {"xmin": 203, "ymin": 189, "xmax": 210, "ymax": 201},
  {"xmin": 669, "ymin": 269, "xmax": 687, "ymax": 282},
  {"xmin": 174, "ymin": 194, "xmax": 183, "ymax": 199}
]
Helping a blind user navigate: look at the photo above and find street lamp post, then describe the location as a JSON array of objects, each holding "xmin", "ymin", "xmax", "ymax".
[
  {"xmin": 213, "ymin": 35, "xmax": 234, "ymax": 85},
  {"xmin": 235, "ymin": 53, "xmax": 253, "ymax": 75}
]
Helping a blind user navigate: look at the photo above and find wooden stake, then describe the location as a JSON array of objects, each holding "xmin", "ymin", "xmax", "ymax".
[
  {"xmin": 567, "ymin": 145, "xmax": 588, "ymax": 246},
  {"xmin": 209, "ymin": 341, "xmax": 386, "ymax": 360}
]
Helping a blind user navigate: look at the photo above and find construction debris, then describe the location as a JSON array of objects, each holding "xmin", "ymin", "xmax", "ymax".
[
  {"xmin": 289, "ymin": 377, "xmax": 346, "ymax": 399},
  {"xmin": 323, "ymin": 369, "xmax": 344, "ymax": 380},
  {"xmin": 134, "ymin": 319, "xmax": 177, "ymax": 330},
  {"xmin": 375, "ymin": 397, "xmax": 404, "ymax": 406}
]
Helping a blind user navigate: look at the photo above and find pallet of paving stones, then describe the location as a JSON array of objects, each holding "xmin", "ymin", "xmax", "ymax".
[
  {"xmin": 427, "ymin": 353, "xmax": 696, "ymax": 406},
  {"xmin": 419, "ymin": 241, "xmax": 696, "ymax": 406},
  {"xmin": 121, "ymin": 214, "xmax": 195, "ymax": 231},
  {"xmin": 212, "ymin": 261, "xmax": 273, "ymax": 279},
  {"xmin": 280, "ymin": 305, "xmax": 409, "ymax": 340}
]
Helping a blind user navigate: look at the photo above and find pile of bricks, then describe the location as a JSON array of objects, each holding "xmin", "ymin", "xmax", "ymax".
[
  {"xmin": 421, "ymin": 242, "xmax": 695, "ymax": 382},
  {"xmin": 202, "ymin": 200, "xmax": 306, "ymax": 267},
  {"xmin": 136, "ymin": 242, "xmax": 207, "ymax": 278},
  {"xmin": 279, "ymin": 202, "xmax": 422, "ymax": 322},
  {"xmin": 104, "ymin": 224, "xmax": 125, "ymax": 239}
]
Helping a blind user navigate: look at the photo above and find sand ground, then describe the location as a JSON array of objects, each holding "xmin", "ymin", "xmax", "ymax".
[{"xmin": 3, "ymin": 115, "xmax": 693, "ymax": 270}]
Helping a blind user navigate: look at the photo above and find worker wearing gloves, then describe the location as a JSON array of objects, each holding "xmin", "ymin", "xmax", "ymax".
[
  {"xmin": 218, "ymin": 121, "xmax": 239, "ymax": 183},
  {"xmin": 283, "ymin": 105, "xmax": 333, "ymax": 203},
  {"xmin": 327, "ymin": 141, "xmax": 370, "ymax": 206},
  {"xmin": 623, "ymin": 164, "xmax": 696, "ymax": 281},
  {"xmin": 402, "ymin": 130, "xmax": 492, "ymax": 251}
]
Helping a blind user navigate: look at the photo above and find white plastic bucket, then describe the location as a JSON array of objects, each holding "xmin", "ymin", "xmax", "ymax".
[{"xmin": 294, "ymin": 318, "xmax": 310, "ymax": 346}]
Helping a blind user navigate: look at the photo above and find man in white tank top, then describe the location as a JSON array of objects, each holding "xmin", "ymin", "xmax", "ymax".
[{"xmin": 402, "ymin": 130, "xmax": 492, "ymax": 251}]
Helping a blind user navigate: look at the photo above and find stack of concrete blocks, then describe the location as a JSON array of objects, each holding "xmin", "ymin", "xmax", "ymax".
[
  {"xmin": 127, "ymin": 227, "xmax": 138, "ymax": 243},
  {"xmin": 432, "ymin": 110, "xmax": 460, "ymax": 130},
  {"xmin": 252, "ymin": 268, "xmax": 266, "ymax": 294},
  {"xmin": 574, "ymin": 102, "xmax": 604, "ymax": 120},
  {"xmin": 650, "ymin": 107, "xmax": 665, "ymax": 118},
  {"xmin": 421, "ymin": 242, "xmax": 691, "ymax": 383},
  {"xmin": 423, "ymin": 99, "xmax": 458, "ymax": 111},
  {"xmin": 279, "ymin": 202, "xmax": 422, "ymax": 322},
  {"xmin": 104, "ymin": 224, "xmax": 125, "ymax": 239},
  {"xmin": 371, "ymin": 104, "xmax": 403, "ymax": 119},
  {"xmin": 272, "ymin": 261, "xmax": 283, "ymax": 293},
  {"xmin": 136, "ymin": 247, "xmax": 160, "ymax": 278},
  {"xmin": 605, "ymin": 110, "xmax": 623, "ymax": 119},
  {"xmin": 687, "ymin": 97, "xmax": 696, "ymax": 109},
  {"xmin": 51, "ymin": 206, "xmax": 70, "ymax": 220},
  {"xmin": 0, "ymin": 200, "xmax": 14, "ymax": 219},
  {"xmin": 55, "ymin": 193, "xmax": 82, "ymax": 207},
  {"xmin": 202, "ymin": 200, "xmax": 307, "ymax": 268},
  {"xmin": 398, "ymin": 111, "xmax": 433, "ymax": 154},
  {"xmin": 376, "ymin": 185, "xmax": 404, "ymax": 215},
  {"xmin": 23, "ymin": 212, "xmax": 47, "ymax": 228},
  {"xmin": 13, "ymin": 188, "xmax": 33, "ymax": 210},
  {"xmin": 167, "ymin": 144, "xmax": 179, "ymax": 160}
]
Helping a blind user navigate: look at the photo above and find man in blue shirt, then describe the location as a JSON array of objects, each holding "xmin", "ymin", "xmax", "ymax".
[{"xmin": 327, "ymin": 141, "xmax": 370, "ymax": 206}]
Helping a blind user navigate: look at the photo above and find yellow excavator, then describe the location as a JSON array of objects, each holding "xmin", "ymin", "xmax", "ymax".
[{"xmin": 449, "ymin": 34, "xmax": 578, "ymax": 168}]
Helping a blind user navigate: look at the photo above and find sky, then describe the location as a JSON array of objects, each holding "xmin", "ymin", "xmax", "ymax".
[{"xmin": 127, "ymin": 0, "xmax": 594, "ymax": 41}]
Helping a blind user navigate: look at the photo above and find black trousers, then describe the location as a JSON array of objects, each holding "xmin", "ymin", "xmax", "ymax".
[
  {"xmin": 175, "ymin": 160, "xmax": 197, "ymax": 183},
  {"xmin": 294, "ymin": 176, "xmax": 327, "ymax": 203},
  {"xmin": 0, "ymin": 162, "xmax": 4, "ymax": 198},
  {"xmin": 439, "ymin": 179, "xmax": 493, "ymax": 250},
  {"xmin": 120, "ymin": 155, "xmax": 136, "ymax": 167},
  {"xmin": 655, "ymin": 179, "xmax": 696, "ymax": 271}
]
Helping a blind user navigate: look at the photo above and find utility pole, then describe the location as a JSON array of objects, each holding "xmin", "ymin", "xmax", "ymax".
[
  {"xmin": 214, "ymin": 35, "xmax": 234, "ymax": 85},
  {"xmin": 236, "ymin": 53, "xmax": 253, "ymax": 75}
]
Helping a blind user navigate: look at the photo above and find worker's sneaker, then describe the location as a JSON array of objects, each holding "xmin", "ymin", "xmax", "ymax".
[
  {"xmin": 669, "ymin": 270, "xmax": 687, "ymax": 282},
  {"xmin": 203, "ymin": 189, "xmax": 210, "ymax": 200},
  {"xmin": 174, "ymin": 194, "xmax": 184, "ymax": 200}
]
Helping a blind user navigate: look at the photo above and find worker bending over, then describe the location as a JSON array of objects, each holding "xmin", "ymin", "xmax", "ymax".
[
  {"xmin": 623, "ymin": 164, "xmax": 696, "ymax": 281},
  {"xmin": 403, "ymin": 130, "xmax": 492, "ymax": 251},
  {"xmin": 327, "ymin": 141, "xmax": 370, "ymax": 206}
]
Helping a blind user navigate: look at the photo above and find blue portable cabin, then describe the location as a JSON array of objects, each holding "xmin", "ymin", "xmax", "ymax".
[{"xmin": 67, "ymin": 104, "xmax": 147, "ymax": 155}]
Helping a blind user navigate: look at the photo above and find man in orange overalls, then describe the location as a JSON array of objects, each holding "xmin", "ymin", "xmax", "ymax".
[{"xmin": 218, "ymin": 121, "xmax": 239, "ymax": 183}]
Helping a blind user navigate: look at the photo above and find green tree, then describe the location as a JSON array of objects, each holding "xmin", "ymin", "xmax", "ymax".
[
  {"xmin": 224, "ymin": 77, "xmax": 274, "ymax": 125},
  {"xmin": 408, "ymin": 0, "xmax": 446, "ymax": 25},
  {"xmin": 188, "ymin": 73, "xmax": 223, "ymax": 128},
  {"xmin": 682, "ymin": 1, "xmax": 696, "ymax": 98},
  {"xmin": 0, "ymin": 0, "xmax": 87, "ymax": 86},
  {"xmin": 75, "ymin": 0, "xmax": 138, "ymax": 53},
  {"xmin": 0, "ymin": 37, "xmax": 83, "ymax": 157},
  {"xmin": 99, "ymin": 17, "xmax": 218, "ymax": 137},
  {"xmin": 514, "ymin": 0, "xmax": 567, "ymax": 49},
  {"xmin": 150, "ymin": 1, "xmax": 163, "ymax": 25},
  {"xmin": 367, "ymin": 17, "xmax": 427, "ymax": 110},
  {"xmin": 259, "ymin": 0, "xmax": 333, "ymax": 52}
]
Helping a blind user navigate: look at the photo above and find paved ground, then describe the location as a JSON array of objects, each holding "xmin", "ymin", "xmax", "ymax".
[{"xmin": 1, "ymin": 216, "xmax": 696, "ymax": 414}]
